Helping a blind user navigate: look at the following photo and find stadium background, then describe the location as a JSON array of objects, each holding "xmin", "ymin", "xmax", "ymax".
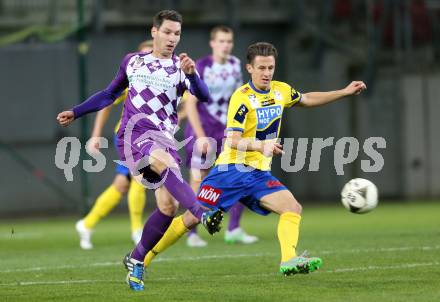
[{"xmin": 0, "ymin": 0, "xmax": 439, "ymax": 217}]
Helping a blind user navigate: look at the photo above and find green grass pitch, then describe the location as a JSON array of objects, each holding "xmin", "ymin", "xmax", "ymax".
[{"xmin": 1, "ymin": 201, "xmax": 439, "ymax": 302}]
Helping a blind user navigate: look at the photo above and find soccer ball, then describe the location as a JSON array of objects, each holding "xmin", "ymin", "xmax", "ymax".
[{"xmin": 341, "ymin": 178, "xmax": 378, "ymax": 214}]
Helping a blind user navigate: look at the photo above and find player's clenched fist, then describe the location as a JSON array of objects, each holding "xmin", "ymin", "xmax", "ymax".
[
  {"xmin": 57, "ymin": 110, "xmax": 74, "ymax": 127},
  {"xmin": 179, "ymin": 53, "xmax": 195, "ymax": 74},
  {"xmin": 261, "ymin": 140, "xmax": 284, "ymax": 157},
  {"xmin": 343, "ymin": 81, "xmax": 367, "ymax": 96}
]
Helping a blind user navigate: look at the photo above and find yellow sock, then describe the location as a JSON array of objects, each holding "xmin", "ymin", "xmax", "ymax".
[
  {"xmin": 128, "ymin": 180, "xmax": 146, "ymax": 233},
  {"xmin": 83, "ymin": 185, "xmax": 122, "ymax": 229},
  {"xmin": 144, "ymin": 215, "xmax": 189, "ymax": 267},
  {"xmin": 278, "ymin": 212, "xmax": 301, "ymax": 262}
]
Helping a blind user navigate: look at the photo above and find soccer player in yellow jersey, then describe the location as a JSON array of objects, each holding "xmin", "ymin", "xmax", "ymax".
[
  {"xmin": 184, "ymin": 26, "xmax": 257, "ymax": 247},
  {"xmin": 143, "ymin": 42, "xmax": 366, "ymax": 275},
  {"xmin": 75, "ymin": 41, "xmax": 153, "ymax": 250}
]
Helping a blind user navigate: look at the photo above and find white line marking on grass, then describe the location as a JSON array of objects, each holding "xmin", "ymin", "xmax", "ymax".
[
  {"xmin": 1, "ymin": 245, "xmax": 439, "ymax": 274},
  {"xmin": 319, "ymin": 245, "xmax": 440, "ymax": 255},
  {"xmin": 216, "ymin": 262, "xmax": 440, "ymax": 278},
  {"xmin": 0, "ymin": 279, "xmax": 111, "ymax": 286},
  {"xmin": 154, "ymin": 252, "xmax": 272, "ymax": 262},
  {"xmin": 326, "ymin": 261, "xmax": 440, "ymax": 273},
  {"xmin": 1, "ymin": 261, "xmax": 439, "ymax": 287},
  {"xmin": 0, "ymin": 253, "xmax": 272, "ymax": 273},
  {"xmin": 0, "ymin": 232, "xmax": 43, "ymax": 240}
]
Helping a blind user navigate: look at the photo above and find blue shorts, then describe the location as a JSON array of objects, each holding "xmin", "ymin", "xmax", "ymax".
[
  {"xmin": 114, "ymin": 134, "xmax": 130, "ymax": 177},
  {"xmin": 196, "ymin": 164, "xmax": 287, "ymax": 216}
]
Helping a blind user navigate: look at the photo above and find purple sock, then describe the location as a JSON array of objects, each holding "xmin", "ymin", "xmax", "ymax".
[
  {"xmin": 228, "ymin": 202, "xmax": 245, "ymax": 231},
  {"xmin": 161, "ymin": 169, "xmax": 205, "ymax": 220},
  {"xmin": 131, "ymin": 209, "xmax": 173, "ymax": 262}
]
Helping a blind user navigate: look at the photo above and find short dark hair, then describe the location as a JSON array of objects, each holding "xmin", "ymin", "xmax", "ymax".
[
  {"xmin": 210, "ymin": 25, "xmax": 233, "ymax": 40},
  {"xmin": 246, "ymin": 42, "xmax": 278, "ymax": 64},
  {"xmin": 152, "ymin": 10, "xmax": 183, "ymax": 28}
]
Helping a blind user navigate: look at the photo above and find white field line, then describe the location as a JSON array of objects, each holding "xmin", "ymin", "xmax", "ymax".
[
  {"xmin": 0, "ymin": 253, "xmax": 273, "ymax": 273},
  {"xmin": 0, "ymin": 232, "xmax": 43, "ymax": 239},
  {"xmin": 0, "ymin": 279, "xmax": 111, "ymax": 286},
  {"xmin": 1, "ymin": 244, "xmax": 439, "ymax": 274},
  {"xmin": 1, "ymin": 261, "xmax": 439, "ymax": 287},
  {"xmin": 326, "ymin": 261, "xmax": 440, "ymax": 273},
  {"xmin": 320, "ymin": 245, "xmax": 440, "ymax": 254}
]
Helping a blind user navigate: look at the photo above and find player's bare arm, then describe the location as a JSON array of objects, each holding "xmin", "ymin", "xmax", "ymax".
[
  {"xmin": 185, "ymin": 93, "xmax": 213, "ymax": 154},
  {"xmin": 88, "ymin": 106, "xmax": 113, "ymax": 153},
  {"xmin": 184, "ymin": 94, "xmax": 206, "ymax": 138},
  {"xmin": 226, "ymin": 130, "xmax": 284, "ymax": 157},
  {"xmin": 299, "ymin": 81, "xmax": 367, "ymax": 107}
]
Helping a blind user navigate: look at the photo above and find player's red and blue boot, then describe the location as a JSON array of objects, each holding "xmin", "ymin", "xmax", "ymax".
[
  {"xmin": 201, "ymin": 209, "xmax": 223, "ymax": 235},
  {"xmin": 279, "ymin": 251, "xmax": 322, "ymax": 276},
  {"xmin": 124, "ymin": 255, "xmax": 144, "ymax": 291}
]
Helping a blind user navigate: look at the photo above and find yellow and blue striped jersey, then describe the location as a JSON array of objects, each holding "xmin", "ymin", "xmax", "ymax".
[{"xmin": 215, "ymin": 80, "xmax": 302, "ymax": 171}]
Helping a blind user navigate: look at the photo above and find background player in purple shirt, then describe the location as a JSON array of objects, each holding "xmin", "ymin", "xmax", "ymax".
[
  {"xmin": 185, "ymin": 26, "xmax": 258, "ymax": 247},
  {"xmin": 57, "ymin": 10, "xmax": 223, "ymax": 291}
]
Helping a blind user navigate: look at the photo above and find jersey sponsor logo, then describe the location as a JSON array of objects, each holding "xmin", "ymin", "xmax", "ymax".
[
  {"xmin": 164, "ymin": 65, "xmax": 177, "ymax": 75},
  {"xmin": 241, "ymin": 87, "xmax": 250, "ymax": 93},
  {"xmin": 248, "ymin": 94, "xmax": 259, "ymax": 108},
  {"xmin": 256, "ymin": 105, "xmax": 282, "ymax": 129},
  {"xmin": 146, "ymin": 60, "xmax": 162, "ymax": 73},
  {"xmin": 261, "ymin": 99, "xmax": 275, "ymax": 107},
  {"xmin": 266, "ymin": 180, "xmax": 283, "ymax": 188},
  {"xmin": 133, "ymin": 57, "xmax": 144, "ymax": 69},
  {"xmin": 291, "ymin": 88, "xmax": 300, "ymax": 101},
  {"xmin": 233, "ymin": 104, "xmax": 249, "ymax": 123},
  {"xmin": 128, "ymin": 73, "xmax": 175, "ymax": 91},
  {"xmin": 198, "ymin": 185, "xmax": 222, "ymax": 205}
]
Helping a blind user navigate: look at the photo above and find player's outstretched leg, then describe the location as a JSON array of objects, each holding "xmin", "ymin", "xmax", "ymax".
[
  {"xmin": 124, "ymin": 207, "xmax": 174, "ymax": 291},
  {"xmin": 143, "ymin": 211, "xmax": 199, "ymax": 267},
  {"xmin": 124, "ymin": 214, "xmax": 198, "ymax": 279},
  {"xmin": 276, "ymin": 212, "xmax": 322, "ymax": 275},
  {"xmin": 260, "ymin": 189, "xmax": 322, "ymax": 276},
  {"xmin": 157, "ymin": 166, "xmax": 223, "ymax": 234},
  {"xmin": 146, "ymin": 149, "xmax": 224, "ymax": 235}
]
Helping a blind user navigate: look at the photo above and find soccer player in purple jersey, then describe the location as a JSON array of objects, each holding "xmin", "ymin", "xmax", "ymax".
[
  {"xmin": 75, "ymin": 40, "xmax": 153, "ymax": 250},
  {"xmin": 185, "ymin": 26, "xmax": 258, "ymax": 247},
  {"xmin": 57, "ymin": 10, "xmax": 223, "ymax": 291}
]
